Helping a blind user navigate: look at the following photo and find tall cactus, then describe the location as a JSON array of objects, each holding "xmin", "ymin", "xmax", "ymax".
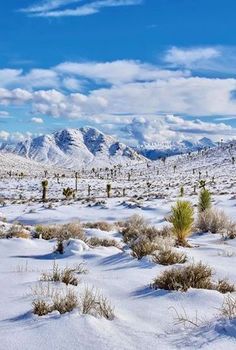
[
  {"xmin": 42, "ymin": 180, "xmax": 48, "ymax": 202},
  {"xmin": 106, "ymin": 184, "xmax": 111, "ymax": 198}
]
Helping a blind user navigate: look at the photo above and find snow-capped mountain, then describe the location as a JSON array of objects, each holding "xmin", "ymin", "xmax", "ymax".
[
  {"xmin": 136, "ymin": 137, "xmax": 216, "ymax": 160},
  {"xmin": 0, "ymin": 127, "xmax": 146, "ymax": 168}
]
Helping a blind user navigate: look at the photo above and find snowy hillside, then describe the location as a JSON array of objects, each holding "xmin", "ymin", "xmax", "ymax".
[
  {"xmin": 137, "ymin": 137, "xmax": 216, "ymax": 160},
  {"xmin": 0, "ymin": 127, "xmax": 146, "ymax": 169}
]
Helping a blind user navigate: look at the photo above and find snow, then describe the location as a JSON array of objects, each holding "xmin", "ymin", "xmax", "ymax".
[{"xmin": 0, "ymin": 141, "xmax": 235, "ymax": 349}]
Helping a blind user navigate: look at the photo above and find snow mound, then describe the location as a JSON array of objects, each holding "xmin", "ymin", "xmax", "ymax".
[{"xmin": 63, "ymin": 239, "xmax": 90, "ymax": 256}]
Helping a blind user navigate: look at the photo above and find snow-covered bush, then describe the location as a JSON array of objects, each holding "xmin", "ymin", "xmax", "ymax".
[
  {"xmin": 121, "ymin": 214, "xmax": 159, "ymax": 244},
  {"xmin": 221, "ymin": 294, "xmax": 236, "ymax": 319},
  {"xmin": 131, "ymin": 238, "xmax": 158, "ymax": 259},
  {"xmin": 197, "ymin": 208, "xmax": 230, "ymax": 234}
]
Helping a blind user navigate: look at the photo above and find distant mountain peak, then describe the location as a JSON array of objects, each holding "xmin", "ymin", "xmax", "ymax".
[{"xmin": 0, "ymin": 127, "xmax": 145, "ymax": 169}]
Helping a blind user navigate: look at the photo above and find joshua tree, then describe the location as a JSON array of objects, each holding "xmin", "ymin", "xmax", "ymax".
[
  {"xmin": 198, "ymin": 188, "xmax": 211, "ymax": 213},
  {"xmin": 232, "ymin": 156, "xmax": 235, "ymax": 165},
  {"xmin": 123, "ymin": 188, "xmax": 126, "ymax": 197},
  {"xmin": 199, "ymin": 179, "xmax": 206, "ymax": 190},
  {"xmin": 75, "ymin": 172, "xmax": 79, "ymax": 192},
  {"xmin": 42, "ymin": 180, "xmax": 48, "ymax": 202},
  {"xmin": 180, "ymin": 186, "xmax": 184, "ymax": 197},
  {"xmin": 106, "ymin": 184, "xmax": 111, "ymax": 198},
  {"xmin": 173, "ymin": 165, "xmax": 177, "ymax": 173},
  {"xmin": 169, "ymin": 200, "xmax": 194, "ymax": 246},
  {"xmin": 63, "ymin": 187, "xmax": 75, "ymax": 199},
  {"xmin": 128, "ymin": 173, "xmax": 131, "ymax": 181},
  {"xmin": 88, "ymin": 185, "xmax": 91, "ymax": 197}
]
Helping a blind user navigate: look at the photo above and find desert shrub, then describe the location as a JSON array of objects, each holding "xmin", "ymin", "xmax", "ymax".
[
  {"xmin": 131, "ymin": 238, "xmax": 158, "ymax": 259},
  {"xmin": 152, "ymin": 262, "xmax": 213, "ymax": 292},
  {"xmin": 222, "ymin": 221, "xmax": 236, "ymax": 240},
  {"xmin": 32, "ymin": 299, "xmax": 52, "ymax": 316},
  {"xmin": 152, "ymin": 248, "xmax": 187, "ymax": 265},
  {"xmin": 158, "ymin": 225, "xmax": 173, "ymax": 238},
  {"xmin": 216, "ymin": 279, "xmax": 235, "ymax": 294},
  {"xmin": 80, "ymin": 287, "xmax": 114, "ymax": 320},
  {"xmin": 152, "ymin": 262, "xmax": 235, "ymax": 293},
  {"xmin": 35, "ymin": 222, "xmax": 85, "ymax": 241},
  {"xmin": 7, "ymin": 224, "xmax": 30, "ymax": 239},
  {"xmin": 221, "ymin": 295, "xmax": 236, "ymax": 319},
  {"xmin": 41, "ymin": 263, "xmax": 80, "ymax": 286},
  {"xmin": 198, "ymin": 189, "xmax": 211, "ymax": 213},
  {"xmin": 52, "ymin": 289, "xmax": 78, "ymax": 314},
  {"xmin": 169, "ymin": 201, "xmax": 194, "ymax": 246},
  {"xmin": 197, "ymin": 208, "xmax": 229, "ymax": 233},
  {"xmin": 84, "ymin": 221, "xmax": 114, "ymax": 231},
  {"xmin": 88, "ymin": 237, "xmax": 120, "ymax": 249},
  {"xmin": 121, "ymin": 215, "xmax": 159, "ymax": 244}
]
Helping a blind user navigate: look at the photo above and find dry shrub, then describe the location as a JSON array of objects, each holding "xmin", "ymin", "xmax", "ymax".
[
  {"xmin": 216, "ymin": 279, "xmax": 235, "ymax": 294},
  {"xmin": 152, "ymin": 262, "xmax": 213, "ymax": 292},
  {"xmin": 84, "ymin": 221, "xmax": 114, "ymax": 231},
  {"xmin": 52, "ymin": 289, "xmax": 78, "ymax": 314},
  {"xmin": 152, "ymin": 262, "xmax": 235, "ymax": 293},
  {"xmin": 131, "ymin": 238, "xmax": 158, "ymax": 260},
  {"xmin": 88, "ymin": 237, "xmax": 120, "ymax": 249},
  {"xmin": 7, "ymin": 224, "xmax": 30, "ymax": 239},
  {"xmin": 197, "ymin": 208, "xmax": 229, "ymax": 234},
  {"xmin": 33, "ymin": 299, "xmax": 51, "ymax": 316},
  {"xmin": 41, "ymin": 262, "xmax": 82, "ymax": 286},
  {"xmin": 80, "ymin": 286, "xmax": 114, "ymax": 320},
  {"xmin": 32, "ymin": 286, "xmax": 78, "ymax": 316},
  {"xmin": 121, "ymin": 215, "xmax": 159, "ymax": 244},
  {"xmin": 221, "ymin": 294, "xmax": 236, "ymax": 319},
  {"xmin": 35, "ymin": 222, "xmax": 85, "ymax": 241},
  {"xmin": 222, "ymin": 221, "xmax": 236, "ymax": 240},
  {"xmin": 152, "ymin": 248, "xmax": 187, "ymax": 265}
]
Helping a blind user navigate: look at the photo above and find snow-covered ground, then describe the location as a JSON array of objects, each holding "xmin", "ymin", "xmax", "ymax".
[{"xmin": 0, "ymin": 144, "xmax": 235, "ymax": 349}]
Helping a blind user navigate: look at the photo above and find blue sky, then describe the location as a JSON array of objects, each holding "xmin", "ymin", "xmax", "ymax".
[{"xmin": 1, "ymin": 0, "xmax": 236, "ymax": 145}]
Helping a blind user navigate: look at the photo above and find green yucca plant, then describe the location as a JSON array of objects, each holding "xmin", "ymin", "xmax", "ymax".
[
  {"xmin": 198, "ymin": 188, "xmax": 211, "ymax": 213},
  {"xmin": 169, "ymin": 200, "xmax": 194, "ymax": 246}
]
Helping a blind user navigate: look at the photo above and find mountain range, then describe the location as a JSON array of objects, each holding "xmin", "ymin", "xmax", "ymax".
[
  {"xmin": 0, "ymin": 127, "xmax": 145, "ymax": 169},
  {"xmin": 0, "ymin": 127, "xmax": 218, "ymax": 168}
]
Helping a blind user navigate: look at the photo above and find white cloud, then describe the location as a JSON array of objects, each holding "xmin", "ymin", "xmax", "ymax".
[
  {"xmin": 0, "ymin": 111, "xmax": 9, "ymax": 117},
  {"xmin": 31, "ymin": 117, "xmax": 44, "ymax": 124},
  {"xmin": 55, "ymin": 60, "xmax": 188, "ymax": 85},
  {"xmin": 165, "ymin": 47, "xmax": 221, "ymax": 67},
  {"xmin": 21, "ymin": 0, "xmax": 143, "ymax": 17}
]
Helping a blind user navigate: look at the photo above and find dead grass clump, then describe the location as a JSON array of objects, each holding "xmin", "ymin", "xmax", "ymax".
[
  {"xmin": 80, "ymin": 287, "xmax": 115, "ymax": 320},
  {"xmin": 84, "ymin": 221, "xmax": 114, "ymax": 231},
  {"xmin": 52, "ymin": 289, "xmax": 78, "ymax": 314},
  {"xmin": 88, "ymin": 237, "xmax": 120, "ymax": 249},
  {"xmin": 32, "ymin": 299, "xmax": 51, "ymax": 316},
  {"xmin": 197, "ymin": 209, "xmax": 229, "ymax": 234},
  {"xmin": 152, "ymin": 248, "xmax": 187, "ymax": 265},
  {"xmin": 216, "ymin": 279, "xmax": 235, "ymax": 294},
  {"xmin": 40, "ymin": 263, "xmax": 80, "ymax": 286},
  {"xmin": 7, "ymin": 224, "xmax": 30, "ymax": 239},
  {"xmin": 35, "ymin": 222, "xmax": 85, "ymax": 241},
  {"xmin": 222, "ymin": 221, "xmax": 236, "ymax": 240},
  {"xmin": 152, "ymin": 262, "xmax": 213, "ymax": 292},
  {"xmin": 32, "ymin": 287, "xmax": 78, "ymax": 316},
  {"xmin": 121, "ymin": 215, "xmax": 159, "ymax": 244},
  {"xmin": 221, "ymin": 294, "xmax": 236, "ymax": 319},
  {"xmin": 131, "ymin": 238, "xmax": 158, "ymax": 260}
]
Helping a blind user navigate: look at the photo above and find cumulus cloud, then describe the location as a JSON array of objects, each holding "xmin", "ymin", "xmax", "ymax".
[
  {"xmin": 165, "ymin": 47, "xmax": 220, "ymax": 67},
  {"xmin": 20, "ymin": 0, "xmax": 143, "ymax": 17},
  {"xmin": 0, "ymin": 131, "xmax": 33, "ymax": 143},
  {"xmin": 55, "ymin": 60, "xmax": 188, "ymax": 85},
  {"xmin": 31, "ymin": 117, "xmax": 44, "ymax": 124}
]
